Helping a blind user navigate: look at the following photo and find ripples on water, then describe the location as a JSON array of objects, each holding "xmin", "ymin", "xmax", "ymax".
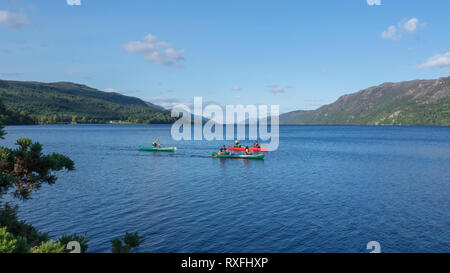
[{"xmin": 2, "ymin": 125, "xmax": 450, "ymax": 252}]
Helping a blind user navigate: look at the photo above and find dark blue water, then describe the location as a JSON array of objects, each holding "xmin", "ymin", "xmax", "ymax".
[{"xmin": 2, "ymin": 125, "xmax": 450, "ymax": 253}]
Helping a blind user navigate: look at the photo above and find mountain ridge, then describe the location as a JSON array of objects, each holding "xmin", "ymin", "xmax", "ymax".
[
  {"xmin": 280, "ymin": 76, "xmax": 450, "ymax": 126},
  {"xmin": 0, "ymin": 79, "xmax": 175, "ymax": 124},
  {"xmin": 1, "ymin": 76, "xmax": 449, "ymax": 126}
]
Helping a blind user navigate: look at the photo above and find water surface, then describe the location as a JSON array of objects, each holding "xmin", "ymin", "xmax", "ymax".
[{"xmin": 3, "ymin": 124, "xmax": 450, "ymax": 252}]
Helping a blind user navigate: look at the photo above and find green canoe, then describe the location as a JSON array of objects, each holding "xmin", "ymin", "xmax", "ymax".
[
  {"xmin": 139, "ymin": 146, "xmax": 177, "ymax": 152},
  {"xmin": 212, "ymin": 152, "xmax": 264, "ymax": 160}
]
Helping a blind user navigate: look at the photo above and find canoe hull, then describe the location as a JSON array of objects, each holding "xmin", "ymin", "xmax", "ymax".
[
  {"xmin": 212, "ymin": 152, "xmax": 264, "ymax": 160},
  {"xmin": 139, "ymin": 147, "xmax": 177, "ymax": 152},
  {"xmin": 228, "ymin": 146, "xmax": 268, "ymax": 152}
]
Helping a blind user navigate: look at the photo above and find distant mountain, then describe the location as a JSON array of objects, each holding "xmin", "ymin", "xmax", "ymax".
[
  {"xmin": 277, "ymin": 110, "xmax": 313, "ymax": 125},
  {"xmin": 0, "ymin": 80, "xmax": 175, "ymax": 124},
  {"xmin": 280, "ymin": 76, "xmax": 450, "ymax": 126}
]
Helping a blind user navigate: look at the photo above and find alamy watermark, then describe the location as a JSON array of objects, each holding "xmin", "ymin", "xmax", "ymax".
[
  {"xmin": 170, "ymin": 97, "xmax": 280, "ymax": 151},
  {"xmin": 366, "ymin": 241, "xmax": 381, "ymax": 253}
]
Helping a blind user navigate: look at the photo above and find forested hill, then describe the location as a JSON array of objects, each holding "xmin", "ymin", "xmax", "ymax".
[
  {"xmin": 0, "ymin": 80, "xmax": 175, "ymax": 124},
  {"xmin": 280, "ymin": 76, "xmax": 450, "ymax": 126}
]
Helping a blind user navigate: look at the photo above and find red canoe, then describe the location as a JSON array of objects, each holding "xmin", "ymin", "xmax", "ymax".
[{"xmin": 228, "ymin": 146, "xmax": 269, "ymax": 152}]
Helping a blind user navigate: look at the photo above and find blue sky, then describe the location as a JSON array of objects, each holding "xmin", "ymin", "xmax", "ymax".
[{"xmin": 1, "ymin": 0, "xmax": 449, "ymax": 113}]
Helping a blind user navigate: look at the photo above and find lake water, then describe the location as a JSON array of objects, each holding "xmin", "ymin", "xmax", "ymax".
[{"xmin": 2, "ymin": 124, "xmax": 450, "ymax": 253}]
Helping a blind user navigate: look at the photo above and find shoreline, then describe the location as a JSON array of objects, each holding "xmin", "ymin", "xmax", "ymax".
[{"xmin": 4, "ymin": 123, "xmax": 450, "ymax": 127}]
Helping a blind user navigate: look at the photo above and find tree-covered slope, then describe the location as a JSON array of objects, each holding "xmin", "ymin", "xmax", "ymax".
[
  {"xmin": 280, "ymin": 76, "xmax": 450, "ymax": 126},
  {"xmin": 0, "ymin": 98, "xmax": 35, "ymax": 125},
  {"xmin": 277, "ymin": 110, "xmax": 313, "ymax": 125},
  {"xmin": 0, "ymin": 80, "xmax": 175, "ymax": 124}
]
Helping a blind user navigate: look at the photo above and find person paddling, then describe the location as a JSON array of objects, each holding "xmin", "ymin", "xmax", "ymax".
[
  {"xmin": 152, "ymin": 138, "xmax": 161, "ymax": 148},
  {"xmin": 253, "ymin": 141, "xmax": 260, "ymax": 148},
  {"xmin": 219, "ymin": 145, "xmax": 229, "ymax": 155},
  {"xmin": 244, "ymin": 146, "xmax": 251, "ymax": 155},
  {"xmin": 234, "ymin": 140, "xmax": 240, "ymax": 148}
]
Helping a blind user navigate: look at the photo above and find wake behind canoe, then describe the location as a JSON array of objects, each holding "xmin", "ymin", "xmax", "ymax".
[
  {"xmin": 212, "ymin": 152, "xmax": 264, "ymax": 160},
  {"xmin": 139, "ymin": 146, "xmax": 177, "ymax": 152}
]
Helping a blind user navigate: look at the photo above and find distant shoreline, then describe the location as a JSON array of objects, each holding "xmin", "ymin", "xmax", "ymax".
[{"xmin": 4, "ymin": 123, "xmax": 449, "ymax": 127}]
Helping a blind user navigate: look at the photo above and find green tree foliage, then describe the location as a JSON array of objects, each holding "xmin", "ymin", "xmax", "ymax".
[
  {"xmin": 0, "ymin": 203, "xmax": 49, "ymax": 248},
  {"xmin": 30, "ymin": 240, "xmax": 65, "ymax": 253},
  {"xmin": 0, "ymin": 227, "xmax": 29, "ymax": 253},
  {"xmin": 0, "ymin": 121, "xmax": 75, "ymax": 253},
  {"xmin": 0, "ymin": 137, "xmax": 74, "ymax": 200},
  {"xmin": 0, "ymin": 98, "xmax": 34, "ymax": 125},
  {"xmin": 111, "ymin": 232, "xmax": 146, "ymax": 253},
  {"xmin": 59, "ymin": 233, "xmax": 90, "ymax": 253}
]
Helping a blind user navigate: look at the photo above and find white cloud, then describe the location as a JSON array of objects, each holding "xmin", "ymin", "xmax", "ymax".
[
  {"xmin": 231, "ymin": 86, "xmax": 242, "ymax": 91},
  {"xmin": 148, "ymin": 97, "xmax": 182, "ymax": 109},
  {"xmin": 62, "ymin": 70, "xmax": 78, "ymax": 76},
  {"xmin": 418, "ymin": 52, "xmax": 450, "ymax": 69},
  {"xmin": 148, "ymin": 97, "xmax": 222, "ymax": 111},
  {"xmin": 381, "ymin": 25, "xmax": 399, "ymax": 41},
  {"xmin": 123, "ymin": 34, "xmax": 184, "ymax": 67},
  {"xmin": 366, "ymin": 0, "xmax": 381, "ymax": 6},
  {"xmin": 104, "ymin": 88, "xmax": 123, "ymax": 93},
  {"xmin": 104, "ymin": 88, "xmax": 133, "ymax": 94},
  {"xmin": 267, "ymin": 85, "xmax": 294, "ymax": 94},
  {"xmin": 0, "ymin": 72, "xmax": 24, "ymax": 78},
  {"xmin": 67, "ymin": 0, "xmax": 81, "ymax": 6},
  {"xmin": 400, "ymin": 17, "xmax": 419, "ymax": 33},
  {"xmin": 268, "ymin": 85, "xmax": 285, "ymax": 94},
  {"xmin": 0, "ymin": 10, "xmax": 31, "ymax": 28},
  {"xmin": 381, "ymin": 18, "xmax": 420, "ymax": 41}
]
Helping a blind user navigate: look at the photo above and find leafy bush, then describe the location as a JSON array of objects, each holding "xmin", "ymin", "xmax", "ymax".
[
  {"xmin": 59, "ymin": 233, "xmax": 90, "ymax": 253},
  {"xmin": 111, "ymin": 232, "xmax": 146, "ymax": 253},
  {"xmin": 0, "ymin": 137, "xmax": 74, "ymax": 200},
  {"xmin": 0, "ymin": 203, "xmax": 49, "ymax": 247},
  {"xmin": 31, "ymin": 240, "xmax": 65, "ymax": 253},
  {"xmin": 0, "ymin": 227, "xmax": 29, "ymax": 253}
]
